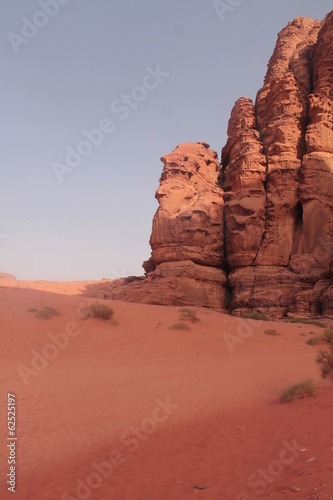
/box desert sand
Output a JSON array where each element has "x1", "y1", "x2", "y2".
[{"x1": 0, "y1": 278, "x2": 332, "y2": 500}]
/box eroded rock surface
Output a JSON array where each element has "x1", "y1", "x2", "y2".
[
  {"x1": 223, "y1": 12, "x2": 333, "y2": 317},
  {"x1": 99, "y1": 143, "x2": 227, "y2": 309},
  {"x1": 87, "y1": 12, "x2": 332, "y2": 318}
]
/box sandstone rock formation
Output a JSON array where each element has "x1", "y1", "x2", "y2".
[
  {"x1": 147, "y1": 142, "x2": 224, "y2": 270},
  {"x1": 223, "y1": 12, "x2": 333, "y2": 317},
  {"x1": 86, "y1": 11, "x2": 332, "y2": 318},
  {"x1": 100, "y1": 143, "x2": 227, "y2": 308}
]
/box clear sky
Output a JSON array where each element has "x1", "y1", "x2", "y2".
[{"x1": 1, "y1": 0, "x2": 331, "y2": 280}]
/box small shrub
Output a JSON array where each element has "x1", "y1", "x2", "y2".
[
  {"x1": 306, "y1": 329, "x2": 333, "y2": 346},
  {"x1": 178, "y1": 308, "x2": 200, "y2": 323},
  {"x1": 286, "y1": 318, "x2": 326, "y2": 328},
  {"x1": 241, "y1": 311, "x2": 268, "y2": 321},
  {"x1": 323, "y1": 328, "x2": 333, "y2": 346},
  {"x1": 169, "y1": 322, "x2": 190, "y2": 330},
  {"x1": 306, "y1": 336, "x2": 322, "y2": 346},
  {"x1": 81, "y1": 303, "x2": 114, "y2": 321},
  {"x1": 280, "y1": 379, "x2": 316, "y2": 403},
  {"x1": 28, "y1": 306, "x2": 60, "y2": 320},
  {"x1": 316, "y1": 346, "x2": 333, "y2": 380},
  {"x1": 264, "y1": 329, "x2": 280, "y2": 336}
]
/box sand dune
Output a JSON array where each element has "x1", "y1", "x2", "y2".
[{"x1": 0, "y1": 279, "x2": 332, "y2": 499}]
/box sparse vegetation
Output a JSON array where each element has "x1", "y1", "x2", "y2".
[
  {"x1": 178, "y1": 308, "x2": 200, "y2": 323},
  {"x1": 169, "y1": 322, "x2": 190, "y2": 330},
  {"x1": 286, "y1": 318, "x2": 326, "y2": 328},
  {"x1": 280, "y1": 379, "x2": 316, "y2": 403},
  {"x1": 27, "y1": 306, "x2": 60, "y2": 319},
  {"x1": 306, "y1": 336, "x2": 322, "y2": 346},
  {"x1": 323, "y1": 328, "x2": 333, "y2": 345},
  {"x1": 240, "y1": 311, "x2": 268, "y2": 321},
  {"x1": 316, "y1": 346, "x2": 333, "y2": 381},
  {"x1": 81, "y1": 303, "x2": 115, "y2": 321},
  {"x1": 264, "y1": 329, "x2": 280, "y2": 336},
  {"x1": 306, "y1": 329, "x2": 333, "y2": 347}
]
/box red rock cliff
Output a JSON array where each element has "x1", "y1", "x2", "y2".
[
  {"x1": 89, "y1": 11, "x2": 332, "y2": 318},
  {"x1": 222, "y1": 12, "x2": 333, "y2": 317}
]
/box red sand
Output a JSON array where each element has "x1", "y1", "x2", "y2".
[{"x1": 0, "y1": 279, "x2": 332, "y2": 499}]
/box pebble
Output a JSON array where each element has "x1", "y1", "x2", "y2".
[
  {"x1": 305, "y1": 457, "x2": 316, "y2": 463},
  {"x1": 290, "y1": 485, "x2": 301, "y2": 492}
]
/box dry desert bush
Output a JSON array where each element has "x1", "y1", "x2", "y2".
[
  {"x1": 286, "y1": 318, "x2": 326, "y2": 328},
  {"x1": 27, "y1": 306, "x2": 60, "y2": 320},
  {"x1": 81, "y1": 303, "x2": 116, "y2": 324},
  {"x1": 178, "y1": 308, "x2": 200, "y2": 323},
  {"x1": 280, "y1": 379, "x2": 316, "y2": 403},
  {"x1": 306, "y1": 328, "x2": 333, "y2": 346},
  {"x1": 316, "y1": 342, "x2": 333, "y2": 381},
  {"x1": 240, "y1": 311, "x2": 268, "y2": 321},
  {"x1": 169, "y1": 322, "x2": 190, "y2": 331},
  {"x1": 264, "y1": 329, "x2": 280, "y2": 336}
]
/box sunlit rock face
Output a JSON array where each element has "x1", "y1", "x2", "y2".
[
  {"x1": 141, "y1": 142, "x2": 227, "y2": 309},
  {"x1": 98, "y1": 12, "x2": 332, "y2": 318},
  {"x1": 222, "y1": 12, "x2": 333, "y2": 318}
]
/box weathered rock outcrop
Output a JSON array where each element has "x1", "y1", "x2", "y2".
[
  {"x1": 223, "y1": 12, "x2": 333, "y2": 317},
  {"x1": 106, "y1": 143, "x2": 227, "y2": 308},
  {"x1": 222, "y1": 97, "x2": 267, "y2": 269},
  {"x1": 87, "y1": 11, "x2": 332, "y2": 318},
  {"x1": 147, "y1": 142, "x2": 225, "y2": 270}
]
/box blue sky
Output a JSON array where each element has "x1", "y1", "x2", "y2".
[{"x1": 1, "y1": 0, "x2": 331, "y2": 280}]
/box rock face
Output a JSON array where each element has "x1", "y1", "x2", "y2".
[
  {"x1": 106, "y1": 143, "x2": 227, "y2": 308},
  {"x1": 141, "y1": 142, "x2": 227, "y2": 308},
  {"x1": 223, "y1": 12, "x2": 333, "y2": 317},
  {"x1": 147, "y1": 142, "x2": 224, "y2": 270},
  {"x1": 94, "y1": 11, "x2": 332, "y2": 318}
]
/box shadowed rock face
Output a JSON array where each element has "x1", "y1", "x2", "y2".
[{"x1": 91, "y1": 11, "x2": 332, "y2": 318}]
